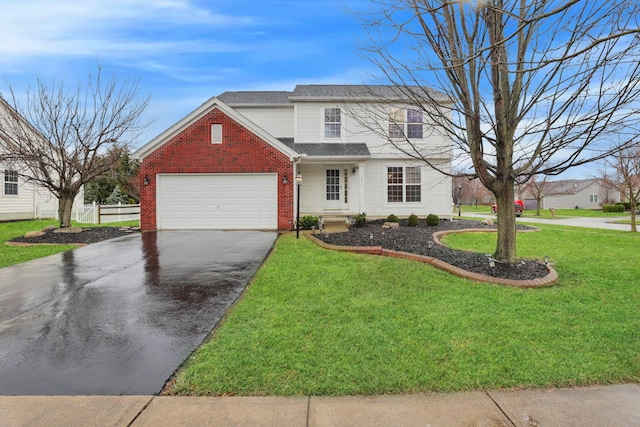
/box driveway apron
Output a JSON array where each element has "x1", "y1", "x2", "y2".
[{"x1": 0, "y1": 230, "x2": 277, "y2": 395}]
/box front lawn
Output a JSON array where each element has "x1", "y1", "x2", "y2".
[
  {"x1": 169, "y1": 226, "x2": 640, "y2": 396},
  {"x1": 0, "y1": 219, "x2": 139, "y2": 269},
  {"x1": 521, "y1": 208, "x2": 630, "y2": 219}
]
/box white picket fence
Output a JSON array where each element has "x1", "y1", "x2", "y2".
[{"x1": 35, "y1": 201, "x2": 140, "y2": 224}]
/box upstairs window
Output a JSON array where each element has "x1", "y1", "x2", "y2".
[
  {"x1": 4, "y1": 170, "x2": 18, "y2": 196},
  {"x1": 387, "y1": 166, "x2": 421, "y2": 203},
  {"x1": 388, "y1": 108, "x2": 423, "y2": 139},
  {"x1": 324, "y1": 108, "x2": 341, "y2": 138},
  {"x1": 211, "y1": 124, "x2": 222, "y2": 144}
]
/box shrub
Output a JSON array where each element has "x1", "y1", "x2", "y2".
[
  {"x1": 407, "y1": 213, "x2": 419, "y2": 226},
  {"x1": 299, "y1": 215, "x2": 319, "y2": 230},
  {"x1": 603, "y1": 205, "x2": 625, "y2": 213},
  {"x1": 386, "y1": 214, "x2": 399, "y2": 223},
  {"x1": 426, "y1": 214, "x2": 439, "y2": 226},
  {"x1": 615, "y1": 202, "x2": 631, "y2": 210},
  {"x1": 353, "y1": 212, "x2": 367, "y2": 227}
]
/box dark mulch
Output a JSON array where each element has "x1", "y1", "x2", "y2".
[
  {"x1": 10, "y1": 226, "x2": 140, "y2": 245},
  {"x1": 315, "y1": 219, "x2": 549, "y2": 281}
]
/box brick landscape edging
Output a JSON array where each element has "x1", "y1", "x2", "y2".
[{"x1": 307, "y1": 230, "x2": 558, "y2": 288}]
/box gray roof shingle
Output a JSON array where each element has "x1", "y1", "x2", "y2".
[
  {"x1": 217, "y1": 85, "x2": 449, "y2": 105},
  {"x1": 217, "y1": 91, "x2": 293, "y2": 105},
  {"x1": 278, "y1": 138, "x2": 370, "y2": 157}
]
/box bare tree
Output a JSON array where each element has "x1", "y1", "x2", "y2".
[
  {"x1": 358, "y1": 0, "x2": 640, "y2": 262},
  {"x1": 453, "y1": 174, "x2": 492, "y2": 206},
  {"x1": 600, "y1": 148, "x2": 640, "y2": 231},
  {"x1": 521, "y1": 175, "x2": 557, "y2": 216},
  {"x1": 596, "y1": 169, "x2": 618, "y2": 206},
  {"x1": 0, "y1": 69, "x2": 149, "y2": 227}
]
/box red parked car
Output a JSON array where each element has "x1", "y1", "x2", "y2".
[{"x1": 492, "y1": 200, "x2": 524, "y2": 217}]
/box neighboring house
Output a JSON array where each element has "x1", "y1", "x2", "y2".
[
  {"x1": 133, "y1": 85, "x2": 453, "y2": 231},
  {"x1": 522, "y1": 178, "x2": 620, "y2": 210},
  {"x1": 0, "y1": 97, "x2": 84, "y2": 221}
]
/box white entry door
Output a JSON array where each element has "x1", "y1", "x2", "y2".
[{"x1": 324, "y1": 168, "x2": 348, "y2": 211}]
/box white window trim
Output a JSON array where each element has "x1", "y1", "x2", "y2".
[
  {"x1": 589, "y1": 194, "x2": 598, "y2": 203},
  {"x1": 321, "y1": 107, "x2": 343, "y2": 141},
  {"x1": 211, "y1": 124, "x2": 223, "y2": 144},
  {"x1": 388, "y1": 108, "x2": 424, "y2": 140},
  {"x1": 383, "y1": 164, "x2": 424, "y2": 205},
  {"x1": 3, "y1": 170, "x2": 19, "y2": 196}
]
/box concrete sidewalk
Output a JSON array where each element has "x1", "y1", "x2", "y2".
[
  {"x1": 462, "y1": 212, "x2": 632, "y2": 231},
  {"x1": 1, "y1": 384, "x2": 638, "y2": 427}
]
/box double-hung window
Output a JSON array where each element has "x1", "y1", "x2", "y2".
[
  {"x1": 388, "y1": 108, "x2": 423, "y2": 139},
  {"x1": 4, "y1": 170, "x2": 18, "y2": 196},
  {"x1": 324, "y1": 108, "x2": 341, "y2": 139},
  {"x1": 387, "y1": 166, "x2": 421, "y2": 203},
  {"x1": 589, "y1": 194, "x2": 598, "y2": 203}
]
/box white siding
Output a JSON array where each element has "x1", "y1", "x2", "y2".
[
  {"x1": 361, "y1": 159, "x2": 452, "y2": 218},
  {"x1": 544, "y1": 183, "x2": 620, "y2": 209},
  {"x1": 298, "y1": 160, "x2": 452, "y2": 219},
  {"x1": 234, "y1": 106, "x2": 294, "y2": 138},
  {"x1": 0, "y1": 173, "x2": 35, "y2": 220},
  {"x1": 294, "y1": 102, "x2": 451, "y2": 159}
]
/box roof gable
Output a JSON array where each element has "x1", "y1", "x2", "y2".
[{"x1": 133, "y1": 97, "x2": 298, "y2": 160}]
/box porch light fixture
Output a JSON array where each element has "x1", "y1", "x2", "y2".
[
  {"x1": 296, "y1": 173, "x2": 303, "y2": 239},
  {"x1": 282, "y1": 174, "x2": 288, "y2": 184},
  {"x1": 144, "y1": 175, "x2": 150, "y2": 186}
]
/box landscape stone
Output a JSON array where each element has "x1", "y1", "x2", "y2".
[
  {"x1": 481, "y1": 219, "x2": 494, "y2": 226},
  {"x1": 24, "y1": 231, "x2": 46, "y2": 238},
  {"x1": 381, "y1": 222, "x2": 400, "y2": 229},
  {"x1": 41, "y1": 225, "x2": 57, "y2": 232},
  {"x1": 53, "y1": 227, "x2": 83, "y2": 234}
]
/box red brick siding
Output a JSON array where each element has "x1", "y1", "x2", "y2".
[{"x1": 139, "y1": 107, "x2": 294, "y2": 230}]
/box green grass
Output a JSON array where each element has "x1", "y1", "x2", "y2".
[
  {"x1": 0, "y1": 219, "x2": 139, "y2": 268},
  {"x1": 521, "y1": 208, "x2": 629, "y2": 219},
  {"x1": 170, "y1": 227, "x2": 640, "y2": 396}
]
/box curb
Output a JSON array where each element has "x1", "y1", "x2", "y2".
[{"x1": 307, "y1": 231, "x2": 558, "y2": 288}]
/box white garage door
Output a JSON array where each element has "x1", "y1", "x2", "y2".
[{"x1": 157, "y1": 173, "x2": 278, "y2": 230}]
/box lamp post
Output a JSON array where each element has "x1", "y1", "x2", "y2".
[
  {"x1": 296, "y1": 173, "x2": 303, "y2": 239},
  {"x1": 457, "y1": 184, "x2": 462, "y2": 217}
]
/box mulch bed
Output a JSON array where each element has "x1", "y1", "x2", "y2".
[
  {"x1": 315, "y1": 219, "x2": 549, "y2": 281},
  {"x1": 10, "y1": 227, "x2": 140, "y2": 246}
]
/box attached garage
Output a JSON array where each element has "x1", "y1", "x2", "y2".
[{"x1": 157, "y1": 173, "x2": 278, "y2": 230}]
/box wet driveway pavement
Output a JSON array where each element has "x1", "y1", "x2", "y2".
[{"x1": 0, "y1": 231, "x2": 277, "y2": 395}]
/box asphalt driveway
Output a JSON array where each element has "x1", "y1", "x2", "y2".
[{"x1": 0, "y1": 230, "x2": 277, "y2": 395}]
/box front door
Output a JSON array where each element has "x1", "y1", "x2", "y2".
[{"x1": 324, "y1": 168, "x2": 343, "y2": 211}]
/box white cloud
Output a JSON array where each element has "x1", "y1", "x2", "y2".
[{"x1": 0, "y1": 0, "x2": 255, "y2": 61}]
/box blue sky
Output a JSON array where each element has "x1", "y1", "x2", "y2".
[
  {"x1": 0, "y1": 0, "x2": 600, "y2": 179},
  {"x1": 0, "y1": 0, "x2": 375, "y2": 143}
]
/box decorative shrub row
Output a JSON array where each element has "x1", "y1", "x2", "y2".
[
  {"x1": 299, "y1": 215, "x2": 319, "y2": 230},
  {"x1": 615, "y1": 202, "x2": 631, "y2": 210},
  {"x1": 383, "y1": 213, "x2": 441, "y2": 226},
  {"x1": 603, "y1": 204, "x2": 625, "y2": 212}
]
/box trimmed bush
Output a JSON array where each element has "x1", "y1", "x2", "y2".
[
  {"x1": 615, "y1": 202, "x2": 631, "y2": 210},
  {"x1": 299, "y1": 215, "x2": 319, "y2": 230},
  {"x1": 426, "y1": 213, "x2": 439, "y2": 226},
  {"x1": 407, "y1": 213, "x2": 419, "y2": 226},
  {"x1": 353, "y1": 212, "x2": 367, "y2": 227},
  {"x1": 386, "y1": 214, "x2": 399, "y2": 223},
  {"x1": 603, "y1": 205, "x2": 625, "y2": 213}
]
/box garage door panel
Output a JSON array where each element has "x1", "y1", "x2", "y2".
[{"x1": 157, "y1": 174, "x2": 278, "y2": 230}]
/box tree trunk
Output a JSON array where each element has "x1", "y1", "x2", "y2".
[
  {"x1": 494, "y1": 186, "x2": 518, "y2": 263},
  {"x1": 631, "y1": 200, "x2": 637, "y2": 233},
  {"x1": 58, "y1": 194, "x2": 76, "y2": 228},
  {"x1": 536, "y1": 198, "x2": 542, "y2": 216}
]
